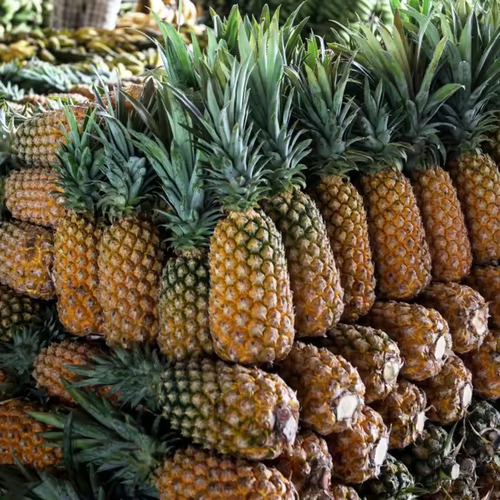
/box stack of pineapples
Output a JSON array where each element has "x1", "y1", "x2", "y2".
[{"x1": 1, "y1": 1, "x2": 500, "y2": 499}]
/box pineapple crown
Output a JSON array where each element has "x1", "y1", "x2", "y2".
[{"x1": 0, "y1": 81, "x2": 25, "y2": 102}]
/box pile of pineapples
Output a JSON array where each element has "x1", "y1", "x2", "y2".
[{"x1": 2, "y1": 1, "x2": 500, "y2": 499}]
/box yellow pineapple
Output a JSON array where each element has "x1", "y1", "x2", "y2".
[
  {"x1": 371, "y1": 380, "x2": 427, "y2": 449},
  {"x1": 329, "y1": 484, "x2": 360, "y2": 499},
  {"x1": 276, "y1": 341, "x2": 365, "y2": 435}
]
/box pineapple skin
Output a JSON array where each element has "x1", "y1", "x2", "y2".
[
  {"x1": 329, "y1": 484, "x2": 360, "y2": 499},
  {"x1": 5, "y1": 168, "x2": 66, "y2": 228},
  {"x1": 326, "y1": 406, "x2": 389, "y2": 484},
  {"x1": 448, "y1": 153, "x2": 500, "y2": 264},
  {"x1": 311, "y1": 176, "x2": 375, "y2": 322},
  {"x1": 363, "y1": 301, "x2": 452, "y2": 381},
  {"x1": 98, "y1": 214, "x2": 163, "y2": 348},
  {"x1": 410, "y1": 167, "x2": 472, "y2": 282},
  {"x1": 0, "y1": 400, "x2": 62, "y2": 469},
  {"x1": 157, "y1": 251, "x2": 213, "y2": 361},
  {"x1": 371, "y1": 380, "x2": 427, "y2": 450},
  {"x1": 417, "y1": 353, "x2": 473, "y2": 425},
  {"x1": 11, "y1": 106, "x2": 88, "y2": 168},
  {"x1": 276, "y1": 342, "x2": 365, "y2": 435},
  {"x1": 464, "y1": 265, "x2": 500, "y2": 329},
  {"x1": 415, "y1": 282, "x2": 489, "y2": 354},
  {"x1": 0, "y1": 284, "x2": 42, "y2": 340},
  {"x1": 317, "y1": 324, "x2": 402, "y2": 404},
  {"x1": 209, "y1": 208, "x2": 295, "y2": 365},
  {"x1": 261, "y1": 187, "x2": 344, "y2": 336},
  {"x1": 359, "y1": 169, "x2": 432, "y2": 300},
  {"x1": 462, "y1": 329, "x2": 500, "y2": 399},
  {"x1": 477, "y1": 459, "x2": 500, "y2": 499},
  {"x1": 154, "y1": 446, "x2": 298, "y2": 499},
  {"x1": 54, "y1": 212, "x2": 103, "y2": 335},
  {"x1": 18, "y1": 93, "x2": 90, "y2": 108},
  {"x1": 0, "y1": 221, "x2": 55, "y2": 299}
]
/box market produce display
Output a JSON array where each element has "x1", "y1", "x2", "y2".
[{"x1": 2, "y1": 1, "x2": 500, "y2": 499}]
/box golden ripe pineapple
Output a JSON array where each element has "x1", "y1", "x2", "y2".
[
  {"x1": 462, "y1": 330, "x2": 500, "y2": 400},
  {"x1": 0, "y1": 400, "x2": 62, "y2": 469},
  {"x1": 17, "y1": 92, "x2": 90, "y2": 108},
  {"x1": 0, "y1": 221, "x2": 55, "y2": 299},
  {"x1": 464, "y1": 265, "x2": 500, "y2": 329},
  {"x1": 363, "y1": 301, "x2": 452, "y2": 381},
  {"x1": 11, "y1": 106, "x2": 88, "y2": 167},
  {"x1": 415, "y1": 282, "x2": 489, "y2": 354},
  {"x1": 326, "y1": 406, "x2": 389, "y2": 484},
  {"x1": 5, "y1": 167, "x2": 65, "y2": 228},
  {"x1": 417, "y1": 354, "x2": 473, "y2": 425},
  {"x1": 329, "y1": 484, "x2": 360, "y2": 499},
  {"x1": 371, "y1": 380, "x2": 427, "y2": 449},
  {"x1": 276, "y1": 341, "x2": 365, "y2": 435},
  {"x1": 317, "y1": 324, "x2": 402, "y2": 403}
]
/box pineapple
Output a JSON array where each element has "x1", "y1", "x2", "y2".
[
  {"x1": 0, "y1": 221, "x2": 55, "y2": 299},
  {"x1": 329, "y1": 484, "x2": 360, "y2": 499},
  {"x1": 415, "y1": 282, "x2": 489, "y2": 354},
  {"x1": 269, "y1": 430, "x2": 333, "y2": 498},
  {"x1": 68, "y1": 347, "x2": 300, "y2": 460},
  {"x1": 0, "y1": 284, "x2": 42, "y2": 340},
  {"x1": 417, "y1": 353, "x2": 473, "y2": 425},
  {"x1": 10, "y1": 106, "x2": 88, "y2": 167},
  {"x1": 276, "y1": 341, "x2": 365, "y2": 435},
  {"x1": 464, "y1": 265, "x2": 500, "y2": 329},
  {"x1": 325, "y1": 406, "x2": 389, "y2": 484},
  {"x1": 17, "y1": 92, "x2": 90, "y2": 108},
  {"x1": 362, "y1": 301, "x2": 452, "y2": 381},
  {"x1": 371, "y1": 380, "x2": 427, "y2": 450},
  {"x1": 4, "y1": 167, "x2": 65, "y2": 227},
  {"x1": 477, "y1": 459, "x2": 500, "y2": 499},
  {"x1": 0, "y1": 399, "x2": 62, "y2": 469},
  {"x1": 288, "y1": 45, "x2": 374, "y2": 323},
  {"x1": 462, "y1": 330, "x2": 500, "y2": 400},
  {"x1": 316, "y1": 324, "x2": 403, "y2": 404},
  {"x1": 52, "y1": 107, "x2": 104, "y2": 336}
]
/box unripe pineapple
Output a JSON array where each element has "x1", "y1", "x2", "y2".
[
  {"x1": 0, "y1": 400, "x2": 62, "y2": 469},
  {"x1": 363, "y1": 301, "x2": 452, "y2": 381},
  {"x1": 0, "y1": 221, "x2": 55, "y2": 299},
  {"x1": 269, "y1": 430, "x2": 332, "y2": 498},
  {"x1": 5, "y1": 168, "x2": 65, "y2": 228},
  {"x1": 326, "y1": 406, "x2": 389, "y2": 484},
  {"x1": 462, "y1": 330, "x2": 500, "y2": 400},
  {"x1": 464, "y1": 265, "x2": 500, "y2": 329},
  {"x1": 417, "y1": 353, "x2": 473, "y2": 425},
  {"x1": 371, "y1": 380, "x2": 427, "y2": 450},
  {"x1": 415, "y1": 282, "x2": 489, "y2": 354},
  {"x1": 317, "y1": 324, "x2": 402, "y2": 403},
  {"x1": 276, "y1": 342, "x2": 365, "y2": 435}
]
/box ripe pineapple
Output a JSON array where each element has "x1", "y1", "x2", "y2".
[
  {"x1": 276, "y1": 341, "x2": 365, "y2": 435},
  {"x1": 0, "y1": 399, "x2": 62, "y2": 469},
  {"x1": 464, "y1": 265, "x2": 500, "y2": 329},
  {"x1": 371, "y1": 380, "x2": 427, "y2": 450},
  {"x1": 477, "y1": 459, "x2": 500, "y2": 499},
  {"x1": 325, "y1": 406, "x2": 389, "y2": 484},
  {"x1": 462, "y1": 330, "x2": 500, "y2": 400},
  {"x1": 415, "y1": 282, "x2": 489, "y2": 354},
  {"x1": 316, "y1": 324, "x2": 403, "y2": 403},
  {"x1": 17, "y1": 92, "x2": 90, "y2": 108},
  {"x1": 363, "y1": 301, "x2": 452, "y2": 381},
  {"x1": 52, "y1": 107, "x2": 104, "y2": 336},
  {"x1": 269, "y1": 430, "x2": 333, "y2": 498},
  {"x1": 68, "y1": 347, "x2": 300, "y2": 460},
  {"x1": 417, "y1": 353, "x2": 473, "y2": 425},
  {"x1": 0, "y1": 284, "x2": 42, "y2": 340},
  {"x1": 0, "y1": 221, "x2": 55, "y2": 299},
  {"x1": 10, "y1": 106, "x2": 88, "y2": 167},
  {"x1": 5, "y1": 167, "x2": 65, "y2": 227},
  {"x1": 329, "y1": 484, "x2": 360, "y2": 499}
]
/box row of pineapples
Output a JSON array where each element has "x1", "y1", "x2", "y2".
[{"x1": 1, "y1": 1, "x2": 500, "y2": 498}]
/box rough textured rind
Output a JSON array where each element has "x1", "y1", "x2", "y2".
[
  {"x1": 155, "y1": 446, "x2": 298, "y2": 500},
  {"x1": 359, "y1": 169, "x2": 432, "y2": 300},
  {"x1": 276, "y1": 342, "x2": 364, "y2": 435},
  {"x1": 448, "y1": 153, "x2": 500, "y2": 264},
  {"x1": 209, "y1": 208, "x2": 295, "y2": 365},
  {"x1": 261, "y1": 188, "x2": 344, "y2": 336},
  {"x1": 410, "y1": 167, "x2": 472, "y2": 282},
  {"x1": 311, "y1": 176, "x2": 375, "y2": 322},
  {"x1": 98, "y1": 215, "x2": 163, "y2": 348}
]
